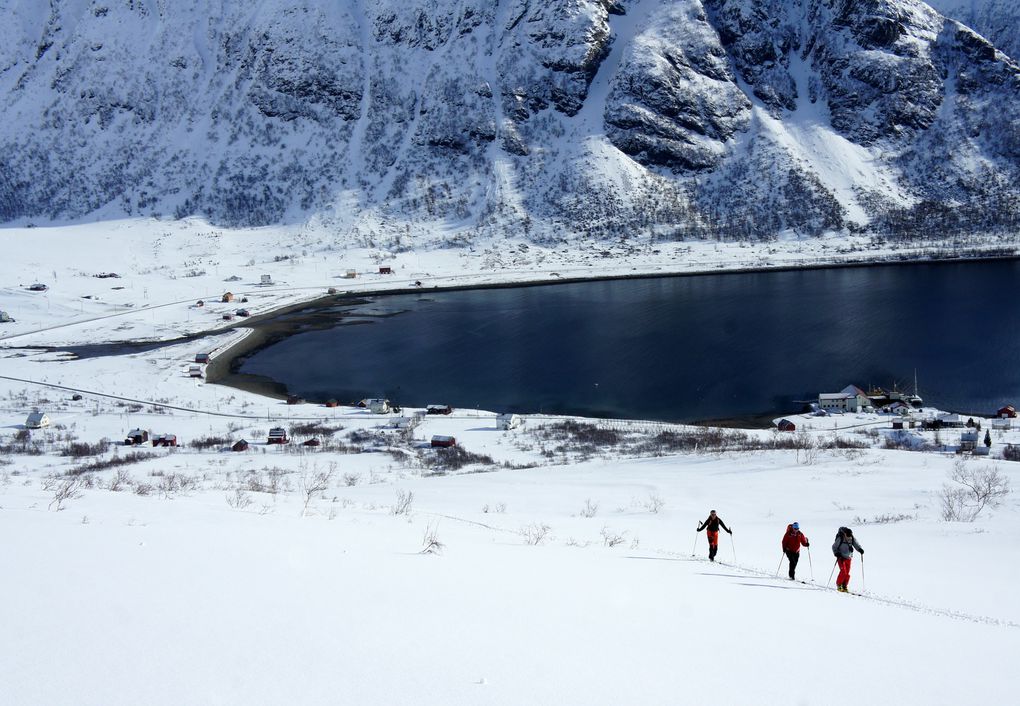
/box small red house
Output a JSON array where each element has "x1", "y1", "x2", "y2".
[
  {"x1": 286, "y1": 395, "x2": 304, "y2": 405},
  {"x1": 431, "y1": 435, "x2": 457, "y2": 448},
  {"x1": 379, "y1": 266, "x2": 393, "y2": 275},
  {"x1": 426, "y1": 404, "x2": 453, "y2": 415},
  {"x1": 325, "y1": 399, "x2": 339, "y2": 408},
  {"x1": 125, "y1": 429, "x2": 149, "y2": 445},
  {"x1": 152, "y1": 434, "x2": 178, "y2": 447},
  {"x1": 267, "y1": 427, "x2": 288, "y2": 444},
  {"x1": 231, "y1": 439, "x2": 249, "y2": 452},
  {"x1": 776, "y1": 419, "x2": 796, "y2": 432},
  {"x1": 998, "y1": 405, "x2": 1017, "y2": 419}
]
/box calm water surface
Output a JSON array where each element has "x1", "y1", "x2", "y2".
[{"x1": 237, "y1": 261, "x2": 1020, "y2": 421}]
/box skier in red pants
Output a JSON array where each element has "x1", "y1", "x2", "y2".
[
  {"x1": 697, "y1": 510, "x2": 732, "y2": 561},
  {"x1": 832, "y1": 526, "x2": 863, "y2": 592}
]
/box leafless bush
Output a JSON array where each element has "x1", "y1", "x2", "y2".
[
  {"x1": 940, "y1": 461, "x2": 1011, "y2": 522},
  {"x1": 301, "y1": 466, "x2": 336, "y2": 516},
  {"x1": 521, "y1": 523, "x2": 551, "y2": 545},
  {"x1": 391, "y1": 489, "x2": 415, "y2": 516},
  {"x1": 134, "y1": 482, "x2": 153, "y2": 496},
  {"x1": 107, "y1": 468, "x2": 134, "y2": 492},
  {"x1": 644, "y1": 493, "x2": 665, "y2": 514},
  {"x1": 226, "y1": 488, "x2": 253, "y2": 510},
  {"x1": 60, "y1": 439, "x2": 111, "y2": 458},
  {"x1": 0, "y1": 429, "x2": 43, "y2": 455},
  {"x1": 795, "y1": 436, "x2": 819, "y2": 465},
  {"x1": 600, "y1": 526, "x2": 627, "y2": 548},
  {"x1": 189, "y1": 435, "x2": 230, "y2": 450},
  {"x1": 423, "y1": 445, "x2": 496, "y2": 473},
  {"x1": 821, "y1": 436, "x2": 870, "y2": 450},
  {"x1": 246, "y1": 466, "x2": 287, "y2": 495},
  {"x1": 157, "y1": 472, "x2": 198, "y2": 499},
  {"x1": 482, "y1": 502, "x2": 507, "y2": 514},
  {"x1": 68, "y1": 452, "x2": 149, "y2": 476},
  {"x1": 49, "y1": 476, "x2": 86, "y2": 511},
  {"x1": 421, "y1": 523, "x2": 444, "y2": 555},
  {"x1": 853, "y1": 512, "x2": 916, "y2": 525},
  {"x1": 1003, "y1": 445, "x2": 1020, "y2": 462},
  {"x1": 342, "y1": 472, "x2": 361, "y2": 487},
  {"x1": 579, "y1": 498, "x2": 599, "y2": 518},
  {"x1": 290, "y1": 422, "x2": 343, "y2": 437}
]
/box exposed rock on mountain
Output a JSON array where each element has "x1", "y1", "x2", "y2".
[{"x1": 1, "y1": 0, "x2": 1018, "y2": 242}]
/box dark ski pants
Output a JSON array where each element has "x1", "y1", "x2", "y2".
[{"x1": 785, "y1": 550, "x2": 800, "y2": 579}]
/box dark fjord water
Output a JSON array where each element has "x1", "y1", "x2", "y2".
[{"x1": 235, "y1": 261, "x2": 1020, "y2": 422}]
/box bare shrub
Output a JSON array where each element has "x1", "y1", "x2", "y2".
[
  {"x1": 853, "y1": 512, "x2": 916, "y2": 525},
  {"x1": 189, "y1": 435, "x2": 230, "y2": 450},
  {"x1": 290, "y1": 422, "x2": 343, "y2": 437},
  {"x1": 60, "y1": 439, "x2": 111, "y2": 458},
  {"x1": 157, "y1": 472, "x2": 198, "y2": 499},
  {"x1": 1003, "y1": 445, "x2": 1020, "y2": 462},
  {"x1": 226, "y1": 488, "x2": 253, "y2": 510},
  {"x1": 391, "y1": 489, "x2": 414, "y2": 516},
  {"x1": 939, "y1": 461, "x2": 1011, "y2": 521},
  {"x1": 795, "y1": 436, "x2": 819, "y2": 465},
  {"x1": 423, "y1": 445, "x2": 495, "y2": 473},
  {"x1": 247, "y1": 466, "x2": 287, "y2": 495},
  {"x1": 301, "y1": 466, "x2": 336, "y2": 516},
  {"x1": 820, "y1": 437, "x2": 870, "y2": 450},
  {"x1": 482, "y1": 502, "x2": 507, "y2": 514},
  {"x1": 521, "y1": 523, "x2": 551, "y2": 545},
  {"x1": 69, "y1": 452, "x2": 149, "y2": 476},
  {"x1": 49, "y1": 476, "x2": 86, "y2": 511},
  {"x1": 644, "y1": 493, "x2": 665, "y2": 514},
  {"x1": 578, "y1": 498, "x2": 599, "y2": 518},
  {"x1": 600, "y1": 526, "x2": 627, "y2": 548},
  {"x1": 421, "y1": 523, "x2": 444, "y2": 555},
  {"x1": 134, "y1": 482, "x2": 153, "y2": 496},
  {"x1": 107, "y1": 468, "x2": 133, "y2": 492},
  {"x1": 342, "y1": 472, "x2": 361, "y2": 487}
]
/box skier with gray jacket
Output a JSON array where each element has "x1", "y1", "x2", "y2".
[{"x1": 832, "y1": 526, "x2": 863, "y2": 592}]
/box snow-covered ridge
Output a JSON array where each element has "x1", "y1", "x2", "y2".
[{"x1": 1, "y1": 0, "x2": 1019, "y2": 242}]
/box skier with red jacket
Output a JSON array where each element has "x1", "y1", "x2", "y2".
[
  {"x1": 697, "y1": 510, "x2": 732, "y2": 561},
  {"x1": 781, "y1": 522, "x2": 809, "y2": 580}
]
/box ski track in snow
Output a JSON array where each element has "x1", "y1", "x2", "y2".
[
  {"x1": 422, "y1": 505, "x2": 1019, "y2": 630},
  {"x1": 653, "y1": 550, "x2": 1020, "y2": 629}
]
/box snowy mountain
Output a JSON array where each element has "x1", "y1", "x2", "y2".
[
  {"x1": 1, "y1": 0, "x2": 1019, "y2": 243},
  {"x1": 926, "y1": 1, "x2": 1020, "y2": 61}
]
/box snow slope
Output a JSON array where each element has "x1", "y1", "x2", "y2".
[{"x1": 2, "y1": 424, "x2": 1018, "y2": 705}]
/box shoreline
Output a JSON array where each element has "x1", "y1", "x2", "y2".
[{"x1": 203, "y1": 252, "x2": 1020, "y2": 424}]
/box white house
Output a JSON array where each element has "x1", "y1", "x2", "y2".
[
  {"x1": 818, "y1": 385, "x2": 870, "y2": 413},
  {"x1": 25, "y1": 412, "x2": 50, "y2": 429},
  {"x1": 497, "y1": 413, "x2": 523, "y2": 430}
]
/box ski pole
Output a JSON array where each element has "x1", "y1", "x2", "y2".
[
  {"x1": 827, "y1": 559, "x2": 837, "y2": 587},
  {"x1": 775, "y1": 553, "x2": 785, "y2": 577},
  {"x1": 860, "y1": 554, "x2": 865, "y2": 591},
  {"x1": 691, "y1": 525, "x2": 700, "y2": 556},
  {"x1": 729, "y1": 531, "x2": 737, "y2": 562},
  {"x1": 807, "y1": 546, "x2": 814, "y2": 582}
]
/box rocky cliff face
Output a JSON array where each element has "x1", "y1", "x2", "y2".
[{"x1": 1, "y1": 0, "x2": 1018, "y2": 242}]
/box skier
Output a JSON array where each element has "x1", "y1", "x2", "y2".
[
  {"x1": 697, "y1": 510, "x2": 732, "y2": 561},
  {"x1": 781, "y1": 522, "x2": 810, "y2": 580},
  {"x1": 832, "y1": 526, "x2": 863, "y2": 592}
]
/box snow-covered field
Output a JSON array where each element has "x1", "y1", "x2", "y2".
[{"x1": 2, "y1": 218, "x2": 1019, "y2": 704}]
